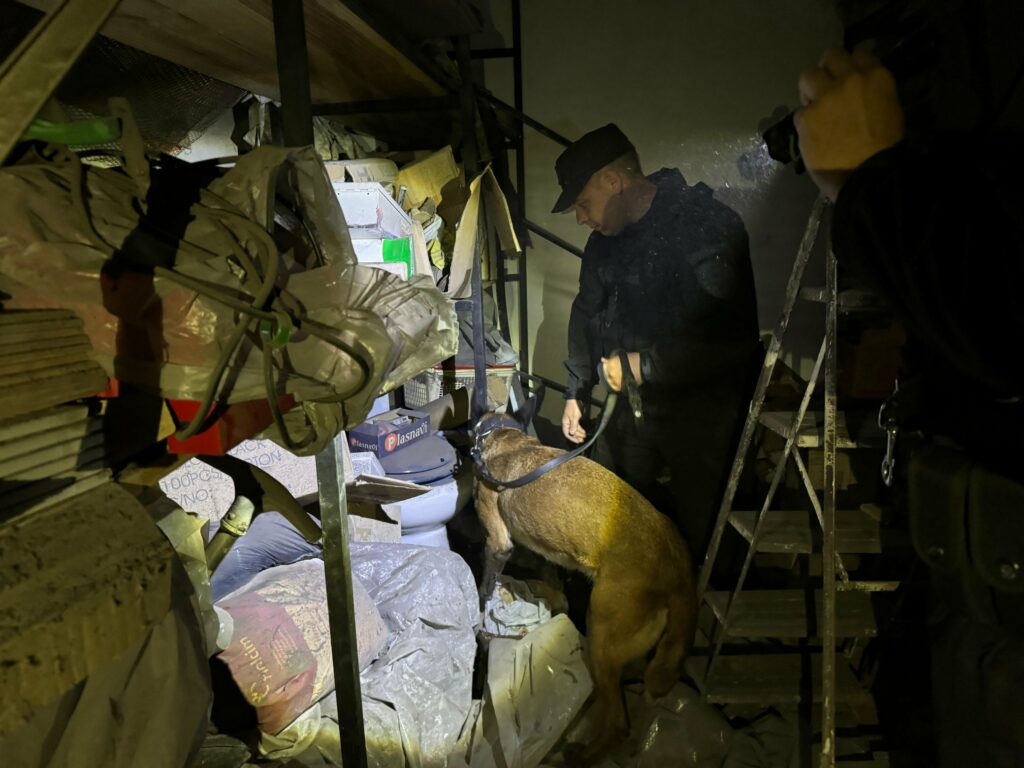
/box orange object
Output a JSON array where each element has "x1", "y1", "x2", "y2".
[{"x1": 166, "y1": 396, "x2": 295, "y2": 455}]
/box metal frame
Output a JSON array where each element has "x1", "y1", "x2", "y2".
[
  {"x1": 313, "y1": 435, "x2": 368, "y2": 768},
  {"x1": 273, "y1": 0, "x2": 314, "y2": 147},
  {"x1": 821, "y1": 244, "x2": 839, "y2": 768},
  {"x1": 0, "y1": 0, "x2": 123, "y2": 165},
  {"x1": 306, "y1": 0, "x2": 582, "y2": 381},
  {"x1": 511, "y1": 0, "x2": 528, "y2": 375},
  {"x1": 696, "y1": 202, "x2": 899, "y2": 768},
  {"x1": 312, "y1": 95, "x2": 459, "y2": 115},
  {"x1": 269, "y1": 3, "x2": 368, "y2": 765},
  {"x1": 698, "y1": 197, "x2": 825, "y2": 597}
]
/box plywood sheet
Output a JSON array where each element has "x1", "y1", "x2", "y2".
[{"x1": 18, "y1": 0, "x2": 445, "y2": 102}]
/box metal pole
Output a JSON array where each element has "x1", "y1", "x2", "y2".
[
  {"x1": 454, "y1": 36, "x2": 480, "y2": 173},
  {"x1": 707, "y1": 335, "x2": 827, "y2": 677},
  {"x1": 512, "y1": 0, "x2": 530, "y2": 376},
  {"x1": 272, "y1": 0, "x2": 314, "y2": 147},
  {"x1": 315, "y1": 433, "x2": 368, "y2": 768},
  {"x1": 475, "y1": 88, "x2": 571, "y2": 147},
  {"x1": 820, "y1": 246, "x2": 839, "y2": 768},
  {"x1": 471, "y1": 205, "x2": 489, "y2": 419},
  {"x1": 526, "y1": 219, "x2": 584, "y2": 259},
  {"x1": 312, "y1": 95, "x2": 459, "y2": 116},
  {"x1": 0, "y1": 0, "x2": 123, "y2": 165}
]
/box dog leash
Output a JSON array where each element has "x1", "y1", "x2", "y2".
[
  {"x1": 471, "y1": 348, "x2": 649, "y2": 488},
  {"x1": 471, "y1": 390, "x2": 619, "y2": 488}
]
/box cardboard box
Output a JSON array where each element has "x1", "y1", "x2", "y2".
[
  {"x1": 348, "y1": 500, "x2": 402, "y2": 544},
  {"x1": 347, "y1": 408, "x2": 431, "y2": 457}
]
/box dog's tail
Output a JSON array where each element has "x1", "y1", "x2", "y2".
[{"x1": 643, "y1": 586, "x2": 697, "y2": 699}]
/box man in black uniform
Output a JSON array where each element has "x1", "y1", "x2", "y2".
[
  {"x1": 796, "y1": 43, "x2": 1024, "y2": 768},
  {"x1": 553, "y1": 124, "x2": 761, "y2": 562}
]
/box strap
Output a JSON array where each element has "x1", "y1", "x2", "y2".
[
  {"x1": 474, "y1": 391, "x2": 618, "y2": 488},
  {"x1": 620, "y1": 349, "x2": 643, "y2": 425}
]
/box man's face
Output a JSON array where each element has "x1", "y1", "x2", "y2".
[{"x1": 573, "y1": 170, "x2": 626, "y2": 236}]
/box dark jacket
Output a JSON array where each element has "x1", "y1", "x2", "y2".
[
  {"x1": 832, "y1": 137, "x2": 1024, "y2": 477},
  {"x1": 564, "y1": 168, "x2": 760, "y2": 404}
]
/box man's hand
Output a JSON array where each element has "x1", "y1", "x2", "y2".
[
  {"x1": 795, "y1": 49, "x2": 906, "y2": 201},
  {"x1": 600, "y1": 352, "x2": 642, "y2": 393},
  {"x1": 562, "y1": 399, "x2": 587, "y2": 444}
]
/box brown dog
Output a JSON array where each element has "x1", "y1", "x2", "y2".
[{"x1": 473, "y1": 414, "x2": 697, "y2": 763}]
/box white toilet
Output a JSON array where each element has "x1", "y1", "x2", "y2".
[{"x1": 378, "y1": 432, "x2": 472, "y2": 549}]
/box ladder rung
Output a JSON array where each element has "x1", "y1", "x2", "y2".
[
  {"x1": 705, "y1": 589, "x2": 877, "y2": 638},
  {"x1": 813, "y1": 734, "x2": 885, "y2": 762},
  {"x1": 837, "y1": 580, "x2": 900, "y2": 593},
  {"x1": 818, "y1": 756, "x2": 890, "y2": 768},
  {"x1": 686, "y1": 653, "x2": 871, "y2": 706},
  {"x1": 800, "y1": 285, "x2": 889, "y2": 313},
  {"x1": 759, "y1": 410, "x2": 869, "y2": 449},
  {"x1": 729, "y1": 510, "x2": 881, "y2": 554}
]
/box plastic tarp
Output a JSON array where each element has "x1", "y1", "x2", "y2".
[
  {"x1": 547, "y1": 682, "x2": 795, "y2": 768},
  {"x1": 466, "y1": 615, "x2": 593, "y2": 768},
  {"x1": 260, "y1": 542, "x2": 481, "y2": 768},
  {"x1": 481, "y1": 577, "x2": 553, "y2": 639},
  {"x1": 0, "y1": 145, "x2": 457, "y2": 424}
]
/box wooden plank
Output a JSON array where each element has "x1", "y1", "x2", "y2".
[
  {"x1": 705, "y1": 590, "x2": 876, "y2": 638},
  {"x1": 0, "y1": 324, "x2": 87, "y2": 346},
  {"x1": 0, "y1": 310, "x2": 79, "y2": 326},
  {"x1": 686, "y1": 654, "x2": 871, "y2": 706},
  {"x1": 817, "y1": 756, "x2": 889, "y2": 768},
  {"x1": 0, "y1": 415, "x2": 101, "y2": 465},
  {"x1": 729, "y1": 510, "x2": 881, "y2": 554},
  {"x1": 0, "y1": 360, "x2": 106, "y2": 389},
  {"x1": 0, "y1": 336, "x2": 90, "y2": 355},
  {"x1": 20, "y1": 0, "x2": 445, "y2": 103},
  {"x1": 759, "y1": 411, "x2": 861, "y2": 449},
  {"x1": 800, "y1": 286, "x2": 889, "y2": 313},
  {"x1": 0, "y1": 440, "x2": 106, "y2": 483},
  {"x1": 0, "y1": 367, "x2": 108, "y2": 419},
  {"x1": 0, "y1": 405, "x2": 91, "y2": 442},
  {"x1": 0, "y1": 342, "x2": 94, "y2": 375},
  {"x1": 3, "y1": 468, "x2": 111, "y2": 516}
]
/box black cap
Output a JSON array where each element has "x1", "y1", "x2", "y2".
[{"x1": 551, "y1": 123, "x2": 635, "y2": 214}]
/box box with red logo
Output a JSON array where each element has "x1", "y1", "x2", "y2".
[{"x1": 347, "y1": 408, "x2": 430, "y2": 457}]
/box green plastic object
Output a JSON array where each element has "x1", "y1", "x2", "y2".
[
  {"x1": 22, "y1": 117, "x2": 121, "y2": 146},
  {"x1": 259, "y1": 311, "x2": 294, "y2": 348},
  {"x1": 381, "y1": 237, "x2": 413, "y2": 277}
]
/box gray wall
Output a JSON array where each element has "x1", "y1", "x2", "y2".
[{"x1": 484, "y1": 0, "x2": 842, "y2": 417}]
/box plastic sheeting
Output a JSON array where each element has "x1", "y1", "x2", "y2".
[
  {"x1": 0, "y1": 145, "x2": 457, "y2": 424},
  {"x1": 550, "y1": 682, "x2": 795, "y2": 768},
  {"x1": 481, "y1": 577, "x2": 554, "y2": 638},
  {"x1": 466, "y1": 615, "x2": 593, "y2": 768},
  {"x1": 262, "y1": 542, "x2": 481, "y2": 768}
]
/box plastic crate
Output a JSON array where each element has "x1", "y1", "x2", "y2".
[{"x1": 404, "y1": 366, "x2": 516, "y2": 410}]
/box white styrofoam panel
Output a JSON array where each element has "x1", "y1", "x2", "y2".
[{"x1": 332, "y1": 182, "x2": 412, "y2": 240}]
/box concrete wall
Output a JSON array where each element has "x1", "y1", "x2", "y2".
[{"x1": 483, "y1": 0, "x2": 842, "y2": 418}]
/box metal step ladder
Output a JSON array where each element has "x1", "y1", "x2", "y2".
[{"x1": 690, "y1": 198, "x2": 898, "y2": 768}]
